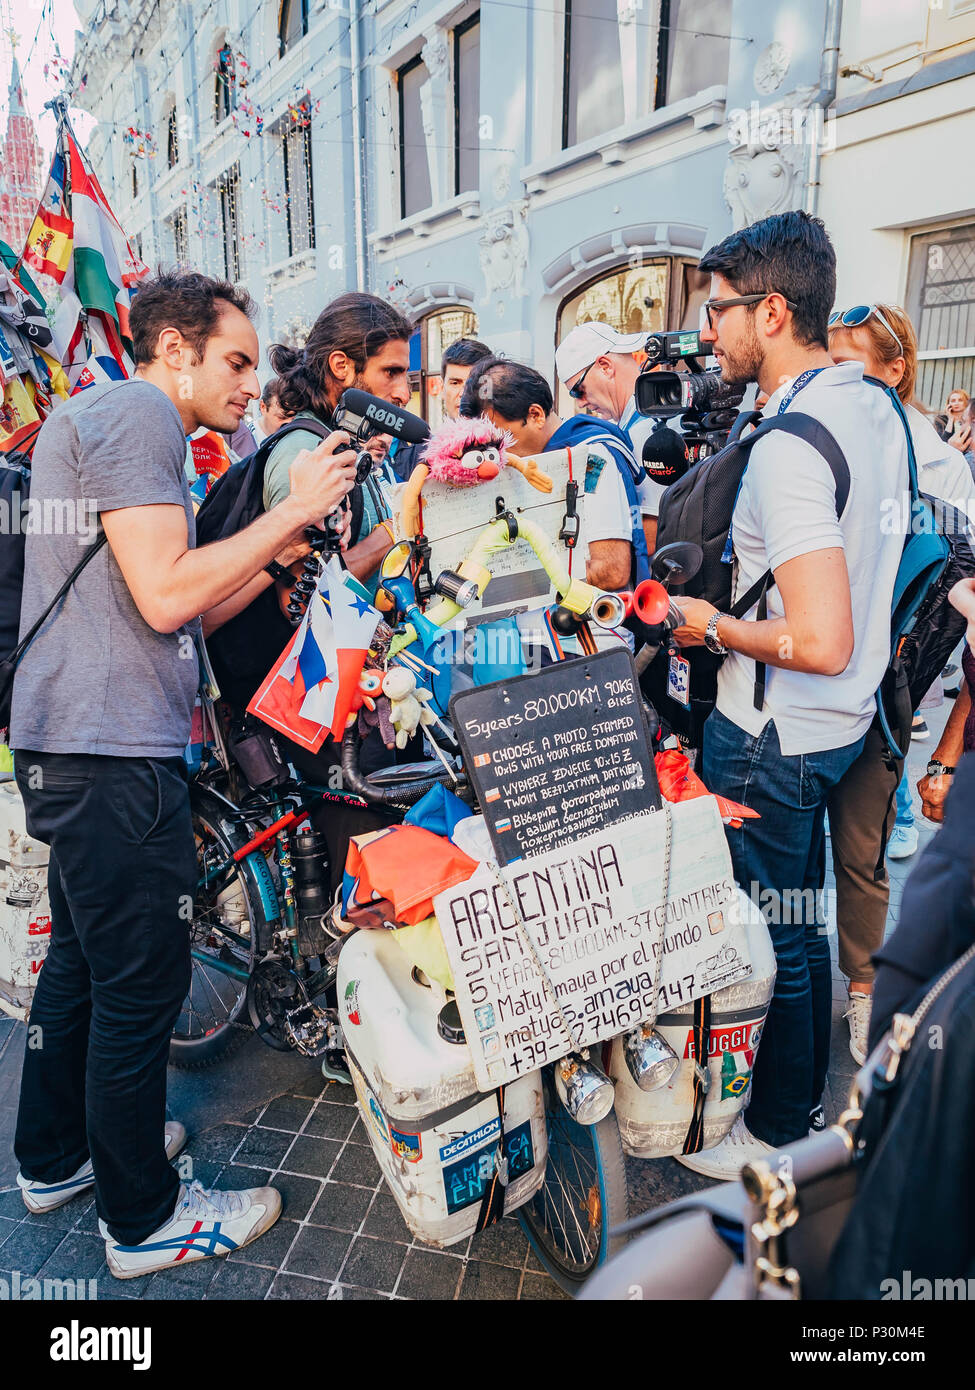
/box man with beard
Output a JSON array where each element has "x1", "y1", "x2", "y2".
[{"x1": 667, "y1": 211, "x2": 908, "y2": 1174}]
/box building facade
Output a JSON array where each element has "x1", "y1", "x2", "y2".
[{"x1": 69, "y1": 0, "x2": 970, "y2": 417}]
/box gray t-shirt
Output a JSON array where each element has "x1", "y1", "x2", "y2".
[{"x1": 10, "y1": 379, "x2": 200, "y2": 758}]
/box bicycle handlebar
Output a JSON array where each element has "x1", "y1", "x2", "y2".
[{"x1": 340, "y1": 724, "x2": 466, "y2": 808}]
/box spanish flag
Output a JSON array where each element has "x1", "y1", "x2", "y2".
[{"x1": 22, "y1": 209, "x2": 73, "y2": 285}]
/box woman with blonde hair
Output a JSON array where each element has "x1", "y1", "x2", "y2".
[
  {"x1": 936, "y1": 387, "x2": 972, "y2": 450},
  {"x1": 821, "y1": 304, "x2": 975, "y2": 1075}
]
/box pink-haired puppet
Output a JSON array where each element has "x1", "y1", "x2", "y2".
[{"x1": 400, "y1": 415, "x2": 553, "y2": 537}]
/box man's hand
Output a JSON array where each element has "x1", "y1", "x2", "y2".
[
  {"x1": 948, "y1": 426, "x2": 972, "y2": 453},
  {"x1": 288, "y1": 431, "x2": 358, "y2": 527},
  {"x1": 672, "y1": 597, "x2": 719, "y2": 648},
  {"x1": 274, "y1": 535, "x2": 312, "y2": 570},
  {"x1": 918, "y1": 771, "x2": 952, "y2": 823}
]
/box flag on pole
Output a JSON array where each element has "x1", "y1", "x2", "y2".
[{"x1": 247, "y1": 558, "x2": 382, "y2": 752}]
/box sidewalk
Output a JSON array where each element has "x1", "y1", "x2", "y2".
[{"x1": 0, "y1": 712, "x2": 944, "y2": 1299}]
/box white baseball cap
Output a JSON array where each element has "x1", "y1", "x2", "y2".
[{"x1": 555, "y1": 321, "x2": 648, "y2": 384}]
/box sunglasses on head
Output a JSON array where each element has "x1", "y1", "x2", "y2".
[{"x1": 829, "y1": 305, "x2": 904, "y2": 355}]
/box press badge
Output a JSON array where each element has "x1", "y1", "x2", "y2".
[{"x1": 667, "y1": 649, "x2": 691, "y2": 707}]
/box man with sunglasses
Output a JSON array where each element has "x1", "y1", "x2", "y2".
[
  {"x1": 669, "y1": 211, "x2": 909, "y2": 1175},
  {"x1": 555, "y1": 321, "x2": 668, "y2": 553}
]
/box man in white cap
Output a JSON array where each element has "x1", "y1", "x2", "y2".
[{"x1": 555, "y1": 321, "x2": 667, "y2": 552}]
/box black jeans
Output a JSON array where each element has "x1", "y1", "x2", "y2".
[{"x1": 13, "y1": 752, "x2": 195, "y2": 1244}]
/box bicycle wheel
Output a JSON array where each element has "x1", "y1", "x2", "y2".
[
  {"x1": 169, "y1": 788, "x2": 271, "y2": 1068},
  {"x1": 518, "y1": 1064, "x2": 629, "y2": 1293}
]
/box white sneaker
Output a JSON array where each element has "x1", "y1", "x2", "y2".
[
  {"x1": 887, "y1": 824, "x2": 918, "y2": 860},
  {"x1": 845, "y1": 992, "x2": 871, "y2": 1066},
  {"x1": 674, "y1": 1113, "x2": 774, "y2": 1181},
  {"x1": 18, "y1": 1121, "x2": 187, "y2": 1215},
  {"x1": 104, "y1": 1179, "x2": 282, "y2": 1280}
]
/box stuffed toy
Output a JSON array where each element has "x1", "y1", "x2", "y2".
[
  {"x1": 400, "y1": 415, "x2": 554, "y2": 536},
  {"x1": 382, "y1": 666, "x2": 436, "y2": 749}
]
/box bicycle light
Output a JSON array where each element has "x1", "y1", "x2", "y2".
[
  {"x1": 622, "y1": 1024, "x2": 680, "y2": 1092},
  {"x1": 554, "y1": 1053, "x2": 616, "y2": 1125},
  {"x1": 432, "y1": 569, "x2": 479, "y2": 608}
]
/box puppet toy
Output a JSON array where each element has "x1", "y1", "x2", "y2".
[{"x1": 400, "y1": 415, "x2": 554, "y2": 536}]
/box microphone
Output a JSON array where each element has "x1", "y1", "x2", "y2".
[
  {"x1": 642, "y1": 425, "x2": 689, "y2": 486},
  {"x1": 333, "y1": 389, "x2": 431, "y2": 446}
]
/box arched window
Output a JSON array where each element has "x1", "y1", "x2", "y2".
[
  {"x1": 555, "y1": 258, "x2": 709, "y2": 412},
  {"x1": 166, "y1": 105, "x2": 179, "y2": 169},
  {"x1": 416, "y1": 305, "x2": 479, "y2": 428},
  {"x1": 215, "y1": 45, "x2": 235, "y2": 123},
  {"x1": 279, "y1": 0, "x2": 309, "y2": 57}
]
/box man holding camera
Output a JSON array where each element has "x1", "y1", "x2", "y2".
[
  {"x1": 555, "y1": 321, "x2": 670, "y2": 554},
  {"x1": 670, "y1": 211, "x2": 908, "y2": 1172},
  {"x1": 11, "y1": 270, "x2": 357, "y2": 1277}
]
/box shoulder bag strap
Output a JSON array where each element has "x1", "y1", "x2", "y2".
[{"x1": 9, "y1": 532, "x2": 108, "y2": 669}]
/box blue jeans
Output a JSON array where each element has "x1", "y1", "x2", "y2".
[
  {"x1": 702, "y1": 709, "x2": 866, "y2": 1146},
  {"x1": 894, "y1": 769, "x2": 914, "y2": 829}
]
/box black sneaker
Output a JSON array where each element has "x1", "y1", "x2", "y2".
[{"x1": 808, "y1": 1105, "x2": 827, "y2": 1134}]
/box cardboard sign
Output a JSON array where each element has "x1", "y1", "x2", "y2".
[
  {"x1": 433, "y1": 798, "x2": 749, "y2": 1091},
  {"x1": 450, "y1": 647, "x2": 660, "y2": 865},
  {"x1": 388, "y1": 448, "x2": 590, "y2": 625}
]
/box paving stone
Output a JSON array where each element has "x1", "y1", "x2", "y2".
[
  {"x1": 308, "y1": 1182, "x2": 373, "y2": 1233},
  {"x1": 189, "y1": 1122, "x2": 249, "y2": 1163},
  {"x1": 0, "y1": 1189, "x2": 26, "y2": 1219},
  {"x1": 339, "y1": 1234, "x2": 406, "y2": 1293},
  {"x1": 468, "y1": 1217, "x2": 529, "y2": 1269},
  {"x1": 259, "y1": 1095, "x2": 314, "y2": 1133},
  {"x1": 37, "y1": 1231, "x2": 110, "y2": 1283},
  {"x1": 280, "y1": 1135, "x2": 342, "y2": 1179},
  {"x1": 142, "y1": 1256, "x2": 221, "y2": 1299},
  {"x1": 361, "y1": 1190, "x2": 412, "y2": 1244},
  {"x1": 206, "y1": 1260, "x2": 275, "y2": 1300},
  {"x1": 226, "y1": 1217, "x2": 301, "y2": 1269},
  {"x1": 0, "y1": 1221, "x2": 70, "y2": 1275},
  {"x1": 174, "y1": 1157, "x2": 224, "y2": 1190},
  {"x1": 303, "y1": 1102, "x2": 357, "y2": 1141},
  {"x1": 283, "y1": 1223, "x2": 352, "y2": 1280},
  {"x1": 272, "y1": 1173, "x2": 322, "y2": 1222},
  {"x1": 458, "y1": 1260, "x2": 522, "y2": 1300},
  {"x1": 268, "y1": 1272, "x2": 335, "y2": 1300},
  {"x1": 233, "y1": 1127, "x2": 295, "y2": 1169},
  {"x1": 221, "y1": 1165, "x2": 273, "y2": 1192},
  {"x1": 333, "y1": 1283, "x2": 389, "y2": 1300},
  {"x1": 348, "y1": 1117, "x2": 370, "y2": 1145},
  {"x1": 328, "y1": 1143, "x2": 381, "y2": 1188},
  {"x1": 519, "y1": 1271, "x2": 571, "y2": 1300},
  {"x1": 395, "y1": 1247, "x2": 463, "y2": 1301},
  {"x1": 0, "y1": 1213, "x2": 20, "y2": 1246},
  {"x1": 319, "y1": 1082, "x2": 356, "y2": 1107}
]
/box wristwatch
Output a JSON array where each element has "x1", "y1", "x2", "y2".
[
  {"x1": 264, "y1": 560, "x2": 293, "y2": 583},
  {"x1": 926, "y1": 760, "x2": 955, "y2": 778},
  {"x1": 704, "y1": 611, "x2": 729, "y2": 655}
]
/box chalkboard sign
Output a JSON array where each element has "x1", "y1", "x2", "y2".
[{"x1": 449, "y1": 647, "x2": 661, "y2": 865}]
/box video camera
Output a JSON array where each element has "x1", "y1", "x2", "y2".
[{"x1": 633, "y1": 329, "x2": 746, "y2": 468}]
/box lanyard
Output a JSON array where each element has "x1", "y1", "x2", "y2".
[{"x1": 721, "y1": 367, "x2": 827, "y2": 566}]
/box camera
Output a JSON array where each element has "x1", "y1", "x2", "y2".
[{"x1": 634, "y1": 330, "x2": 746, "y2": 460}]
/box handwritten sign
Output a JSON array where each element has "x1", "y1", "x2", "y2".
[
  {"x1": 450, "y1": 648, "x2": 660, "y2": 865},
  {"x1": 389, "y1": 448, "x2": 589, "y2": 624},
  {"x1": 434, "y1": 798, "x2": 751, "y2": 1090}
]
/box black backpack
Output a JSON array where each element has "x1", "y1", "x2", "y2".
[
  {"x1": 0, "y1": 448, "x2": 32, "y2": 666},
  {"x1": 645, "y1": 410, "x2": 850, "y2": 745},
  {"x1": 195, "y1": 417, "x2": 365, "y2": 712}
]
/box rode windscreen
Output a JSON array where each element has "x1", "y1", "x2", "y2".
[
  {"x1": 642, "y1": 425, "x2": 689, "y2": 485},
  {"x1": 335, "y1": 389, "x2": 430, "y2": 444}
]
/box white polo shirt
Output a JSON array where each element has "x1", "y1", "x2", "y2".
[{"x1": 716, "y1": 361, "x2": 908, "y2": 756}]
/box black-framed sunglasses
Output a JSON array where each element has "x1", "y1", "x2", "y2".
[
  {"x1": 828, "y1": 305, "x2": 904, "y2": 355},
  {"x1": 704, "y1": 292, "x2": 798, "y2": 331},
  {"x1": 568, "y1": 360, "x2": 596, "y2": 400}
]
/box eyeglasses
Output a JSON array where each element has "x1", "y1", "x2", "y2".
[
  {"x1": 704, "y1": 292, "x2": 797, "y2": 331},
  {"x1": 828, "y1": 305, "x2": 904, "y2": 355},
  {"x1": 568, "y1": 360, "x2": 596, "y2": 401}
]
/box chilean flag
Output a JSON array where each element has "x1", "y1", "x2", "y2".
[{"x1": 248, "y1": 558, "x2": 381, "y2": 753}]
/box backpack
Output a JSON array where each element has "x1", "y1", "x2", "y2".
[
  {"x1": 0, "y1": 448, "x2": 32, "y2": 666},
  {"x1": 646, "y1": 410, "x2": 850, "y2": 744},
  {"x1": 195, "y1": 416, "x2": 365, "y2": 711},
  {"x1": 874, "y1": 385, "x2": 972, "y2": 762}
]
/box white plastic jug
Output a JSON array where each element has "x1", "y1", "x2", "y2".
[{"x1": 338, "y1": 927, "x2": 547, "y2": 1247}]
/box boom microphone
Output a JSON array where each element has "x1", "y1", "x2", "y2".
[
  {"x1": 333, "y1": 388, "x2": 431, "y2": 445},
  {"x1": 642, "y1": 424, "x2": 689, "y2": 486}
]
